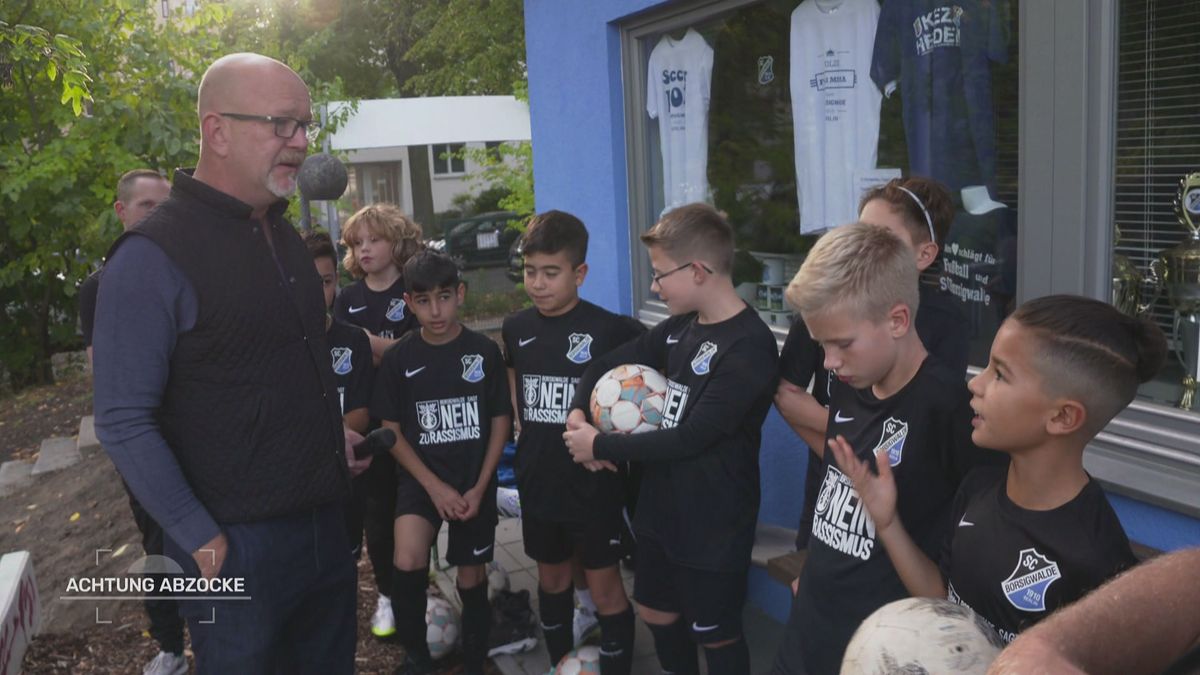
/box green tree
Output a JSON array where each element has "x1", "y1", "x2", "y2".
[
  {"x1": 0, "y1": 0, "x2": 227, "y2": 386},
  {"x1": 403, "y1": 0, "x2": 526, "y2": 97}
]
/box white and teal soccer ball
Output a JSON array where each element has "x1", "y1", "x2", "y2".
[
  {"x1": 841, "y1": 597, "x2": 1004, "y2": 674},
  {"x1": 553, "y1": 645, "x2": 601, "y2": 675},
  {"x1": 590, "y1": 364, "x2": 668, "y2": 434},
  {"x1": 426, "y1": 594, "x2": 460, "y2": 659}
]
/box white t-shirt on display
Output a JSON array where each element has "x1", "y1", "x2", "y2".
[
  {"x1": 790, "y1": 0, "x2": 882, "y2": 234},
  {"x1": 646, "y1": 29, "x2": 714, "y2": 211}
]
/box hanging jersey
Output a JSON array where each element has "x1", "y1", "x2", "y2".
[
  {"x1": 871, "y1": 0, "x2": 1010, "y2": 192},
  {"x1": 790, "y1": 0, "x2": 882, "y2": 234},
  {"x1": 371, "y1": 328, "x2": 511, "y2": 493},
  {"x1": 787, "y1": 356, "x2": 994, "y2": 674},
  {"x1": 571, "y1": 305, "x2": 779, "y2": 572},
  {"x1": 647, "y1": 28, "x2": 714, "y2": 210},
  {"x1": 941, "y1": 467, "x2": 1137, "y2": 644},
  {"x1": 326, "y1": 318, "x2": 374, "y2": 417},
  {"x1": 502, "y1": 301, "x2": 646, "y2": 523},
  {"x1": 333, "y1": 276, "x2": 418, "y2": 340}
]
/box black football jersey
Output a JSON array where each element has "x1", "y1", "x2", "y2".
[
  {"x1": 326, "y1": 318, "x2": 374, "y2": 416},
  {"x1": 501, "y1": 301, "x2": 645, "y2": 523},
  {"x1": 789, "y1": 356, "x2": 996, "y2": 675},
  {"x1": 371, "y1": 328, "x2": 511, "y2": 492},
  {"x1": 571, "y1": 304, "x2": 779, "y2": 572},
  {"x1": 941, "y1": 467, "x2": 1137, "y2": 643},
  {"x1": 333, "y1": 276, "x2": 418, "y2": 340}
]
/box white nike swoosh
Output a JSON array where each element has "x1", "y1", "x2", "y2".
[
  {"x1": 599, "y1": 648, "x2": 625, "y2": 657},
  {"x1": 540, "y1": 622, "x2": 563, "y2": 631},
  {"x1": 692, "y1": 622, "x2": 719, "y2": 632},
  {"x1": 518, "y1": 337, "x2": 537, "y2": 347},
  {"x1": 958, "y1": 518, "x2": 975, "y2": 527},
  {"x1": 666, "y1": 335, "x2": 680, "y2": 344},
  {"x1": 405, "y1": 367, "x2": 426, "y2": 378},
  {"x1": 608, "y1": 538, "x2": 621, "y2": 546},
  {"x1": 348, "y1": 305, "x2": 367, "y2": 314},
  {"x1": 834, "y1": 411, "x2": 855, "y2": 423},
  {"x1": 472, "y1": 544, "x2": 493, "y2": 556}
]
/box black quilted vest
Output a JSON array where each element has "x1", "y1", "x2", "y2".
[{"x1": 109, "y1": 170, "x2": 350, "y2": 523}]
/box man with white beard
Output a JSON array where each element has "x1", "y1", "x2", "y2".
[{"x1": 93, "y1": 53, "x2": 363, "y2": 674}]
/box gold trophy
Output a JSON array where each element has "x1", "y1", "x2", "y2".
[
  {"x1": 1151, "y1": 172, "x2": 1200, "y2": 410},
  {"x1": 1112, "y1": 225, "x2": 1159, "y2": 316}
]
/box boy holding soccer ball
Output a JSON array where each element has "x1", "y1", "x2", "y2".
[
  {"x1": 501, "y1": 210, "x2": 645, "y2": 672},
  {"x1": 371, "y1": 250, "x2": 512, "y2": 675},
  {"x1": 563, "y1": 203, "x2": 779, "y2": 675}
]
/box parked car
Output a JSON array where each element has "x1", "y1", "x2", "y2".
[
  {"x1": 506, "y1": 235, "x2": 524, "y2": 283},
  {"x1": 440, "y1": 211, "x2": 521, "y2": 268}
]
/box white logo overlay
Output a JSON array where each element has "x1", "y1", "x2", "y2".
[
  {"x1": 1002, "y1": 548, "x2": 1062, "y2": 613},
  {"x1": 405, "y1": 366, "x2": 426, "y2": 378},
  {"x1": 461, "y1": 354, "x2": 485, "y2": 383},
  {"x1": 521, "y1": 374, "x2": 577, "y2": 424},
  {"x1": 690, "y1": 341, "x2": 718, "y2": 375},
  {"x1": 873, "y1": 417, "x2": 909, "y2": 467},
  {"x1": 348, "y1": 305, "x2": 367, "y2": 314},
  {"x1": 812, "y1": 465, "x2": 876, "y2": 561},
  {"x1": 660, "y1": 380, "x2": 691, "y2": 429},
  {"x1": 518, "y1": 336, "x2": 537, "y2": 347},
  {"x1": 833, "y1": 410, "x2": 854, "y2": 424},
  {"x1": 666, "y1": 335, "x2": 680, "y2": 345},
  {"x1": 415, "y1": 396, "x2": 481, "y2": 445}
]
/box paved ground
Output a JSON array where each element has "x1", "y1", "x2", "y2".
[{"x1": 431, "y1": 517, "x2": 786, "y2": 675}]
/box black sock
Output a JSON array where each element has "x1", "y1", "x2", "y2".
[
  {"x1": 538, "y1": 586, "x2": 575, "y2": 666},
  {"x1": 458, "y1": 581, "x2": 490, "y2": 674},
  {"x1": 391, "y1": 566, "x2": 432, "y2": 664},
  {"x1": 597, "y1": 606, "x2": 635, "y2": 675},
  {"x1": 646, "y1": 619, "x2": 699, "y2": 675},
  {"x1": 702, "y1": 636, "x2": 749, "y2": 675}
]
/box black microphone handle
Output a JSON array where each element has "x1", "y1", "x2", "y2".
[{"x1": 353, "y1": 427, "x2": 396, "y2": 461}]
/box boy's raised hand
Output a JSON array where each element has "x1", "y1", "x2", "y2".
[
  {"x1": 429, "y1": 481, "x2": 469, "y2": 521},
  {"x1": 828, "y1": 434, "x2": 899, "y2": 533}
]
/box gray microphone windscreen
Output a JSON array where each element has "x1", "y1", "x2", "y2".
[{"x1": 297, "y1": 153, "x2": 348, "y2": 201}]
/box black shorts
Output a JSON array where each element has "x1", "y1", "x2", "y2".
[
  {"x1": 632, "y1": 536, "x2": 747, "y2": 644},
  {"x1": 395, "y1": 475, "x2": 498, "y2": 567},
  {"x1": 522, "y1": 511, "x2": 628, "y2": 570}
]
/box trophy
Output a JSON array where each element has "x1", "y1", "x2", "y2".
[
  {"x1": 1151, "y1": 172, "x2": 1200, "y2": 410},
  {"x1": 1111, "y1": 225, "x2": 1160, "y2": 316}
]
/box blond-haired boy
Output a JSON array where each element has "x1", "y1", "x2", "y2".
[{"x1": 771, "y1": 222, "x2": 993, "y2": 674}]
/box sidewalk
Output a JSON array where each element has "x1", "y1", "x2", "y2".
[{"x1": 430, "y1": 517, "x2": 786, "y2": 674}]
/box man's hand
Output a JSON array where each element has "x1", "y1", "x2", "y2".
[
  {"x1": 193, "y1": 531, "x2": 229, "y2": 580},
  {"x1": 429, "y1": 481, "x2": 468, "y2": 521},
  {"x1": 461, "y1": 484, "x2": 486, "y2": 521},
  {"x1": 344, "y1": 426, "x2": 373, "y2": 477}
]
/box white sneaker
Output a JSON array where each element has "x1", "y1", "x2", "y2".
[
  {"x1": 143, "y1": 650, "x2": 187, "y2": 675},
  {"x1": 371, "y1": 593, "x2": 396, "y2": 638},
  {"x1": 573, "y1": 607, "x2": 600, "y2": 647}
]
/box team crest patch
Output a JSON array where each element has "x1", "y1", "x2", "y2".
[
  {"x1": 461, "y1": 354, "x2": 485, "y2": 383},
  {"x1": 386, "y1": 298, "x2": 407, "y2": 322},
  {"x1": 417, "y1": 401, "x2": 440, "y2": 432},
  {"x1": 873, "y1": 417, "x2": 908, "y2": 467},
  {"x1": 566, "y1": 333, "x2": 594, "y2": 364},
  {"x1": 691, "y1": 341, "x2": 718, "y2": 375},
  {"x1": 1002, "y1": 548, "x2": 1062, "y2": 612},
  {"x1": 523, "y1": 375, "x2": 541, "y2": 407},
  {"x1": 813, "y1": 467, "x2": 840, "y2": 516},
  {"x1": 757, "y1": 55, "x2": 775, "y2": 85},
  {"x1": 330, "y1": 347, "x2": 353, "y2": 376}
]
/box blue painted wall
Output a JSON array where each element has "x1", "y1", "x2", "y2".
[{"x1": 524, "y1": 0, "x2": 1200, "y2": 627}]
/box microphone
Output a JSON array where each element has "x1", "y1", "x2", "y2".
[
  {"x1": 297, "y1": 152, "x2": 349, "y2": 201},
  {"x1": 352, "y1": 427, "x2": 396, "y2": 461}
]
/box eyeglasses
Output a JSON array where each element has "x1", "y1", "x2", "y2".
[
  {"x1": 219, "y1": 112, "x2": 321, "y2": 141},
  {"x1": 651, "y1": 261, "x2": 713, "y2": 285}
]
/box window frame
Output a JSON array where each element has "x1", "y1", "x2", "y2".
[
  {"x1": 430, "y1": 142, "x2": 467, "y2": 177},
  {"x1": 619, "y1": 0, "x2": 1200, "y2": 517}
]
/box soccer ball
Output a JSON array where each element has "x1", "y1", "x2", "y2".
[
  {"x1": 841, "y1": 597, "x2": 1005, "y2": 674},
  {"x1": 426, "y1": 594, "x2": 460, "y2": 659},
  {"x1": 553, "y1": 645, "x2": 601, "y2": 675},
  {"x1": 590, "y1": 364, "x2": 668, "y2": 434}
]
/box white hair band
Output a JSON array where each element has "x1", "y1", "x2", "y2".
[{"x1": 896, "y1": 186, "x2": 936, "y2": 244}]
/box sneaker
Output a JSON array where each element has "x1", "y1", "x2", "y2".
[
  {"x1": 371, "y1": 594, "x2": 397, "y2": 638},
  {"x1": 143, "y1": 650, "x2": 187, "y2": 675},
  {"x1": 487, "y1": 589, "x2": 538, "y2": 657},
  {"x1": 573, "y1": 607, "x2": 600, "y2": 647}
]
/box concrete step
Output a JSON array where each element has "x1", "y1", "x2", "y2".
[
  {"x1": 77, "y1": 414, "x2": 100, "y2": 453},
  {"x1": 31, "y1": 436, "x2": 82, "y2": 476},
  {"x1": 0, "y1": 460, "x2": 34, "y2": 497}
]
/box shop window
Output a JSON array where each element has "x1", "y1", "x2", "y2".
[
  {"x1": 623, "y1": 0, "x2": 1020, "y2": 368},
  {"x1": 1113, "y1": 0, "x2": 1200, "y2": 413},
  {"x1": 354, "y1": 162, "x2": 403, "y2": 207},
  {"x1": 432, "y1": 143, "x2": 467, "y2": 176}
]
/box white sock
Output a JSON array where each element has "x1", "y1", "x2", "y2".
[{"x1": 575, "y1": 587, "x2": 596, "y2": 614}]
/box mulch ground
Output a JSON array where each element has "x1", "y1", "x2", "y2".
[{"x1": 0, "y1": 369, "x2": 495, "y2": 674}]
